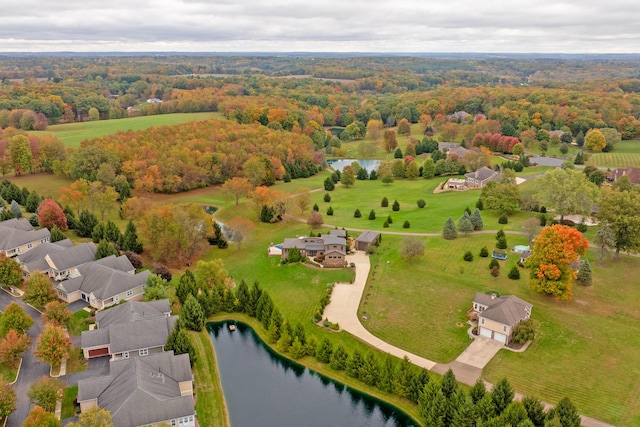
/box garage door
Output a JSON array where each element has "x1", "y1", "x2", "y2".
[
  {"x1": 479, "y1": 328, "x2": 492, "y2": 338},
  {"x1": 88, "y1": 347, "x2": 109, "y2": 358},
  {"x1": 493, "y1": 333, "x2": 507, "y2": 344}
]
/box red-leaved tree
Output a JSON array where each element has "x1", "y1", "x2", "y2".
[{"x1": 37, "y1": 198, "x2": 68, "y2": 231}]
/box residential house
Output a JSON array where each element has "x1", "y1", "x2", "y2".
[
  {"x1": 15, "y1": 238, "x2": 74, "y2": 277},
  {"x1": 44, "y1": 242, "x2": 97, "y2": 281},
  {"x1": 77, "y1": 351, "x2": 195, "y2": 427},
  {"x1": 446, "y1": 111, "x2": 471, "y2": 122},
  {"x1": 470, "y1": 292, "x2": 532, "y2": 345},
  {"x1": 56, "y1": 257, "x2": 149, "y2": 309},
  {"x1": 81, "y1": 300, "x2": 175, "y2": 360},
  {"x1": 281, "y1": 230, "x2": 346, "y2": 267},
  {"x1": 438, "y1": 142, "x2": 471, "y2": 159},
  {"x1": 355, "y1": 231, "x2": 379, "y2": 251},
  {"x1": 607, "y1": 167, "x2": 640, "y2": 185},
  {"x1": 0, "y1": 218, "x2": 50, "y2": 257},
  {"x1": 464, "y1": 166, "x2": 501, "y2": 188}
]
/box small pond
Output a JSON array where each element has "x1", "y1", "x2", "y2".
[
  {"x1": 208, "y1": 321, "x2": 418, "y2": 427},
  {"x1": 327, "y1": 158, "x2": 381, "y2": 172}
]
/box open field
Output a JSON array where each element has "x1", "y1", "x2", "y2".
[
  {"x1": 586, "y1": 140, "x2": 640, "y2": 168},
  {"x1": 33, "y1": 112, "x2": 221, "y2": 147},
  {"x1": 363, "y1": 232, "x2": 640, "y2": 425}
]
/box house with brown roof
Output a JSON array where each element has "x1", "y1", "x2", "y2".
[
  {"x1": 469, "y1": 292, "x2": 532, "y2": 345},
  {"x1": 0, "y1": 218, "x2": 50, "y2": 257},
  {"x1": 607, "y1": 167, "x2": 640, "y2": 185},
  {"x1": 281, "y1": 229, "x2": 346, "y2": 267},
  {"x1": 77, "y1": 351, "x2": 195, "y2": 427},
  {"x1": 465, "y1": 166, "x2": 501, "y2": 188}
]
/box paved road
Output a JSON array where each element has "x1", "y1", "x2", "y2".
[{"x1": 0, "y1": 289, "x2": 50, "y2": 427}]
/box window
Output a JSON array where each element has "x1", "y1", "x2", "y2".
[
  {"x1": 123, "y1": 351, "x2": 129, "y2": 359},
  {"x1": 114, "y1": 295, "x2": 119, "y2": 302},
  {"x1": 139, "y1": 348, "x2": 148, "y2": 356},
  {"x1": 171, "y1": 421, "x2": 176, "y2": 427},
  {"x1": 126, "y1": 289, "x2": 133, "y2": 297},
  {"x1": 474, "y1": 304, "x2": 477, "y2": 309},
  {"x1": 27, "y1": 243, "x2": 33, "y2": 249},
  {"x1": 503, "y1": 326, "x2": 507, "y2": 332},
  {"x1": 481, "y1": 319, "x2": 485, "y2": 325}
]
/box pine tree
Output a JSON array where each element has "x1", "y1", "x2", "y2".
[
  {"x1": 25, "y1": 191, "x2": 41, "y2": 213},
  {"x1": 492, "y1": 378, "x2": 515, "y2": 415},
  {"x1": 91, "y1": 223, "x2": 105, "y2": 243},
  {"x1": 354, "y1": 209, "x2": 361, "y2": 218},
  {"x1": 49, "y1": 227, "x2": 65, "y2": 243},
  {"x1": 469, "y1": 378, "x2": 486, "y2": 404},
  {"x1": 76, "y1": 210, "x2": 98, "y2": 238},
  {"x1": 95, "y1": 239, "x2": 118, "y2": 260},
  {"x1": 276, "y1": 329, "x2": 292, "y2": 353},
  {"x1": 315, "y1": 338, "x2": 333, "y2": 363},
  {"x1": 408, "y1": 368, "x2": 430, "y2": 404},
  {"x1": 392, "y1": 200, "x2": 400, "y2": 211},
  {"x1": 502, "y1": 401, "x2": 529, "y2": 426},
  {"x1": 359, "y1": 351, "x2": 379, "y2": 386},
  {"x1": 508, "y1": 265, "x2": 521, "y2": 280},
  {"x1": 9, "y1": 200, "x2": 21, "y2": 218},
  {"x1": 419, "y1": 381, "x2": 446, "y2": 427},
  {"x1": 103, "y1": 221, "x2": 122, "y2": 245},
  {"x1": 324, "y1": 193, "x2": 331, "y2": 202},
  {"x1": 176, "y1": 270, "x2": 198, "y2": 305},
  {"x1": 235, "y1": 280, "x2": 250, "y2": 313},
  {"x1": 458, "y1": 212, "x2": 474, "y2": 233},
  {"x1": 377, "y1": 355, "x2": 395, "y2": 392},
  {"x1": 329, "y1": 344, "x2": 348, "y2": 370},
  {"x1": 289, "y1": 337, "x2": 306, "y2": 359},
  {"x1": 475, "y1": 393, "x2": 497, "y2": 422},
  {"x1": 121, "y1": 221, "x2": 143, "y2": 253},
  {"x1": 165, "y1": 326, "x2": 197, "y2": 366},
  {"x1": 181, "y1": 295, "x2": 205, "y2": 331},
  {"x1": 381, "y1": 197, "x2": 389, "y2": 207},
  {"x1": 470, "y1": 208, "x2": 484, "y2": 230},
  {"x1": 327, "y1": 206, "x2": 334, "y2": 216},
  {"x1": 247, "y1": 281, "x2": 262, "y2": 317},
  {"x1": 522, "y1": 395, "x2": 546, "y2": 427},
  {"x1": 443, "y1": 217, "x2": 457, "y2": 240},
  {"x1": 368, "y1": 209, "x2": 376, "y2": 220},
  {"x1": 392, "y1": 356, "x2": 414, "y2": 399},
  {"x1": 576, "y1": 259, "x2": 592, "y2": 286},
  {"x1": 547, "y1": 397, "x2": 581, "y2": 427},
  {"x1": 345, "y1": 349, "x2": 363, "y2": 378}
]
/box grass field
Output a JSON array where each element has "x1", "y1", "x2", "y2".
[
  {"x1": 32, "y1": 112, "x2": 221, "y2": 147},
  {"x1": 586, "y1": 140, "x2": 640, "y2": 168},
  {"x1": 191, "y1": 329, "x2": 229, "y2": 427},
  {"x1": 363, "y1": 232, "x2": 640, "y2": 425},
  {"x1": 61, "y1": 385, "x2": 79, "y2": 419}
]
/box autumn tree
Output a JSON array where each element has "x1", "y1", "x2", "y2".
[
  {"x1": 195, "y1": 259, "x2": 231, "y2": 290},
  {"x1": 399, "y1": 237, "x2": 425, "y2": 259},
  {"x1": 28, "y1": 376, "x2": 64, "y2": 412},
  {"x1": 226, "y1": 216, "x2": 254, "y2": 251},
  {"x1": 37, "y1": 198, "x2": 68, "y2": 231},
  {"x1": 222, "y1": 177, "x2": 253, "y2": 206},
  {"x1": 366, "y1": 119, "x2": 384, "y2": 143},
  {"x1": 24, "y1": 271, "x2": 58, "y2": 308},
  {"x1": 23, "y1": 405, "x2": 61, "y2": 427},
  {"x1": 0, "y1": 382, "x2": 16, "y2": 419},
  {"x1": 535, "y1": 168, "x2": 599, "y2": 222},
  {"x1": 0, "y1": 329, "x2": 31, "y2": 367},
  {"x1": 341, "y1": 166, "x2": 356, "y2": 188},
  {"x1": 0, "y1": 254, "x2": 23, "y2": 290},
  {"x1": 0, "y1": 302, "x2": 33, "y2": 336},
  {"x1": 585, "y1": 128, "x2": 606, "y2": 152},
  {"x1": 42, "y1": 301, "x2": 72, "y2": 328},
  {"x1": 522, "y1": 216, "x2": 541, "y2": 243},
  {"x1": 526, "y1": 225, "x2": 588, "y2": 300},
  {"x1": 67, "y1": 406, "x2": 114, "y2": 427},
  {"x1": 35, "y1": 323, "x2": 72, "y2": 367},
  {"x1": 9, "y1": 135, "x2": 32, "y2": 175},
  {"x1": 295, "y1": 189, "x2": 312, "y2": 215},
  {"x1": 597, "y1": 188, "x2": 640, "y2": 259},
  {"x1": 383, "y1": 130, "x2": 398, "y2": 153},
  {"x1": 60, "y1": 178, "x2": 90, "y2": 216},
  {"x1": 479, "y1": 180, "x2": 521, "y2": 216}
]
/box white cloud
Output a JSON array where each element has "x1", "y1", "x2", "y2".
[{"x1": 1, "y1": 0, "x2": 639, "y2": 52}]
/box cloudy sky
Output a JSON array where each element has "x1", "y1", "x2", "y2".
[{"x1": 2, "y1": 0, "x2": 639, "y2": 53}]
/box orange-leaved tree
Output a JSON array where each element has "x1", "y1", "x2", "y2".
[{"x1": 526, "y1": 225, "x2": 588, "y2": 300}]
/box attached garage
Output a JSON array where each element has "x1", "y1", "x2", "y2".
[
  {"x1": 87, "y1": 347, "x2": 109, "y2": 358},
  {"x1": 479, "y1": 328, "x2": 492, "y2": 339},
  {"x1": 493, "y1": 332, "x2": 507, "y2": 344}
]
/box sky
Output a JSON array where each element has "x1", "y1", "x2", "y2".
[{"x1": 2, "y1": 0, "x2": 639, "y2": 53}]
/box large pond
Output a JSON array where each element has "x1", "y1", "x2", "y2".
[
  {"x1": 208, "y1": 322, "x2": 418, "y2": 427},
  {"x1": 327, "y1": 158, "x2": 381, "y2": 172}
]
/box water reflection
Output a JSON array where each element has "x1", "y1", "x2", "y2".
[{"x1": 207, "y1": 321, "x2": 417, "y2": 427}]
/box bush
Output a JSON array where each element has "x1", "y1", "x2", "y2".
[
  {"x1": 354, "y1": 209, "x2": 361, "y2": 218},
  {"x1": 511, "y1": 319, "x2": 536, "y2": 344},
  {"x1": 496, "y1": 236, "x2": 508, "y2": 250},
  {"x1": 417, "y1": 199, "x2": 426, "y2": 208},
  {"x1": 463, "y1": 251, "x2": 474, "y2": 262},
  {"x1": 402, "y1": 220, "x2": 410, "y2": 229},
  {"x1": 489, "y1": 258, "x2": 499, "y2": 270},
  {"x1": 498, "y1": 214, "x2": 508, "y2": 224},
  {"x1": 576, "y1": 222, "x2": 588, "y2": 233},
  {"x1": 508, "y1": 265, "x2": 520, "y2": 280},
  {"x1": 540, "y1": 206, "x2": 547, "y2": 213},
  {"x1": 365, "y1": 245, "x2": 376, "y2": 255},
  {"x1": 124, "y1": 251, "x2": 142, "y2": 269},
  {"x1": 392, "y1": 200, "x2": 400, "y2": 211},
  {"x1": 151, "y1": 263, "x2": 172, "y2": 281},
  {"x1": 327, "y1": 206, "x2": 334, "y2": 216},
  {"x1": 490, "y1": 266, "x2": 500, "y2": 277},
  {"x1": 383, "y1": 220, "x2": 389, "y2": 228},
  {"x1": 381, "y1": 197, "x2": 388, "y2": 207},
  {"x1": 324, "y1": 193, "x2": 331, "y2": 202},
  {"x1": 368, "y1": 210, "x2": 376, "y2": 220},
  {"x1": 386, "y1": 215, "x2": 393, "y2": 224},
  {"x1": 313, "y1": 203, "x2": 319, "y2": 212},
  {"x1": 479, "y1": 246, "x2": 489, "y2": 257},
  {"x1": 539, "y1": 214, "x2": 547, "y2": 226}
]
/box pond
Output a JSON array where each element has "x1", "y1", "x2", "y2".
[
  {"x1": 327, "y1": 158, "x2": 381, "y2": 172},
  {"x1": 208, "y1": 322, "x2": 418, "y2": 427}
]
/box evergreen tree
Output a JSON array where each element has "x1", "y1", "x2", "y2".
[
  {"x1": 354, "y1": 209, "x2": 361, "y2": 218},
  {"x1": 121, "y1": 221, "x2": 143, "y2": 253},
  {"x1": 176, "y1": 270, "x2": 198, "y2": 305},
  {"x1": 247, "y1": 281, "x2": 262, "y2": 317},
  {"x1": 267, "y1": 316, "x2": 281, "y2": 344},
  {"x1": 292, "y1": 322, "x2": 306, "y2": 345},
  {"x1": 546, "y1": 397, "x2": 581, "y2": 427},
  {"x1": 222, "y1": 288, "x2": 235, "y2": 312},
  {"x1": 165, "y1": 326, "x2": 197, "y2": 366},
  {"x1": 576, "y1": 259, "x2": 592, "y2": 286},
  {"x1": 323, "y1": 193, "x2": 331, "y2": 202},
  {"x1": 368, "y1": 209, "x2": 376, "y2": 220},
  {"x1": 377, "y1": 355, "x2": 395, "y2": 393},
  {"x1": 392, "y1": 200, "x2": 400, "y2": 211},
  {"x1": 256, "y1": 292, "x2": 274, "y2": 329},
  {"x1": 315, "y1": 338, "x2": 333, "y2": 363},
  {"x1": 479, "y1": 246, "x2": 489, "y2": 257},
  {"x1": 475, "y1": 393, "x2": 497, "y2": 422},
  {"x1": 393, "y1": 356, "x2": 414, "y2": 399},
  {"x1": 470, "y1": 208, "x2": 484, "y2": 230},
  {"x1": 408, "y1": 368, "x2": 430, "y2": 404},
  {"x1": 276, "y1": 329, "x2": 292, "y2": 353},
  {"x1": 356, "y1": 168, "x2": 368, "y2": 180},
  {"x1": 394, "y1": 147, "x2": 403, "y2": 158},
  {"x1": 419, "y1": 380, "x2": 447, "y2": 427},
  {"x1": 508, "y1": 265, "x2": 521, "y2": 280},
  {"x1": 103, "y1": 221, "x2": 122, "y2": 244},
  {"x1": 76, "y1": 210, "x2": 98, "y2": 238},
  {"x1": 451, "y1": 396, "x2": 477, "y2": 427},
  {"x1": 324, "y1": 176, "x2": 335, "y2": 191},
  {"x1": 458, "y1": 212, "x2": 474, "y2": 233},
  {"x1": 235, "y1": 279, "x2": 250, "y2": 313},
  {"x1": 359, "y1": 351, "x2": 380, "y2": 386},
  {"x1": 197, "y1": 288, "x2": 220, "y2": 317},
  {"x1": 329, "y1": 344, "x2": 348, "y2": 370},
  {"x1": 345, "y1": 349, "x2": 363, "y2": 378},
  {"x1": 49, "y1": 227, "x2": 65, "y2": 243},
  {"x1": 25, "y1": 191, "x2": 41, "y2": 213},
  {"x1": 95, "y1": 239, "x2": 118, "y2": 259},
  {"x1": 327, "y1": 206, "x2": 334, "y2": 216},
  {"x1": 304, "y1": 336, "x2": 318, "y2": 357},
  {"x1": 9, "y1": 200, "x2": 21, "y2": 218},
  {"x1": 289, "y1": 337, "x2": 306, "y2": 359},
  {"x1": 443, "y1": 217, "x2": 458, "y2": 240},
  {"x1": 496, "y1": 235, "x2": 508, "y2": 250},
  {"x1": 91, "y1": 223, "x2": 105, "y2": 243},
  {"x1": 181, "y1": 295, "x2": 205, "y2": 331},
  {"x1": 470, "y1": 378, "x2": 487, "y2": 404},
  {"x1": 522, "y1": 395, "x2": 546, "y2": 427},
  {"x1": 381, "y1": 197, "x2": 389, "y2": 207},
  {"x1": 492, "y1": 378, "x2": 515, "y2": 415},
  {"x1": 312, "y1": 203, "x2": 319, "y2": 212},
  {"x1": 441, "y1": 368, "x2": 458, "y2": 398},
  {"x1": 502, "y1": 401, "x2": 529, "y2": 426},
  {"x1": 369, "y1": 170, "x2": 378, "y2": 180}
]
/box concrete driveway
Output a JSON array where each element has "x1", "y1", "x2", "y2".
[{"x1": 455, "y1": 337, "x2": 504, "y2": 369}]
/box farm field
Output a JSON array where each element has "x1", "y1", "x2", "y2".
[
  {"x1": 32, "y1": 112, "x2": 221, "y2": 147},
  {"x1": 586, "y1": 140, "x2": 640, "y2": 168},
  {"x1": 363, "y1": 232, "x2": 640, "y2": 425}
]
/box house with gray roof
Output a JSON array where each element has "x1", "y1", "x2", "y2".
[
  {"x1": 355, "y1": 230, "x2": 379, "y2": 251},
  {"x1": 281, "y1": 229, "x2": 346, "y2": 267},
  {"x1": 96, "y1": 299, "x2": 170, "y2": 329},
  {"x1": 470, "y1": 292, "x2": 532, "y2": 345},
  {"x1": 15, "y1": 238, "x2": 73, "y2": 277},
  {"x1": 77, "y1": 351, "x2": 195, "y2": 427},
  {"x1": 44, "y1": 241, "x2": 97, "y2": 281},
  {"x1": 81, "y1": 303, "x2": 176, "y2": 359},
  {"x1": 56, "y1": 261, "x2": 149, "y2": 310},
  {"x1": 464, "y1": 166, "x2": 501, "y2": 188},
  {"x1": 438, "y1": 142, "x2": 471, "y2": 159},
  {"x1": 0, "y1": 218, "x2": 50, "y2": 257}
]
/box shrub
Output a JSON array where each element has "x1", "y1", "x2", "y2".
[
  {"x1": 490, "y1": 266, "x2": 500, "y2": 277},
  {"x1": 496, "y1": 236, "x2": 508, "y2": 250},
  {"x1": 383, "y1": 220, "x2": 389, "y2": 228},
  {"x1": 417, "y1": 199, "x2": 426, "y2": 208},
  {"x1": 368, "y1": 210, "x2": 376, "y2": 220},
  {"x1": 576, "y1": 222, "x2": 588, "y2": 233},
  {"x1": 381, "y1": 197, "x2": 388, "y2": 207},
  {"x1": 324, "y1": 193, "x2": 331, "y2": 202},
  {"x1": 402, "y1": 220, "x2": 410, "y2": 229},
  {"x1": 151, "y1": 263, "x2": 172, "y2": 282},
  {"x1": 511, "y1": 319, "x2": 536, "y2": 344},
  {"x1": 476, "y1": 198, "x2": 484, "y2": 210},
  {"x1": 392, "y1": 200, "x2": 400, "y2": 211},
  {"x1": 386, "y1": 215, "x2": 393, "y2": 224},
  {"x1": 124, "y1": 251, "x2": 142, "y2": 269},
  {"x1": 327, "y1": 206, "x2": 334, "y2": 216},
  {"x1": 479, "y1": 246, "x2": 489, "y2": 257},
  {"x1": 498, "y1": 214, "x2": 508, "y2": 224},
  {"x1": 508, "y1": 265, "x2": 520, "y2": 280},
  {"x1": 313, "y1": 203, "x2": 319, "y2": 212},
  {"x1": 463, "y1": 251, "x2": 474, "y2": 262},
  {"x1": 489, "y1": 258, "x2": 499, "y2": 270},
  {"x1": 540, "y1": 206, "x2": 547, "y2": 213},
  {"x1": 354, "y1": 209, "x2": 361, "y2": 218},
  {"x1": 365, "y1": 245, "x2": 377, "y2": 255},
  {"x1": 539, "y1": 214, "x2": 547, "y2": 226}
]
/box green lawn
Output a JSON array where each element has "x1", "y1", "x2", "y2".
[
  {"x1": 65, "y1": 347, "x2": 87, "y2": 375},
  {"x1": 191, "y1": 329, "x2": 229, "y2": 427},
  {"x1": 586, "y1": 140, "x2": 640, "y2": 168},
  {"x1": 67, "y1": 310, "x2": 91, "y2": 337},
  {"x1": 61, "y1": 385, "x2": 79, "y2": 419},
  {"x1": 364, "y1": 233, "x2": 640, "y2": 425},
  {"x1": 32, "y1": 112, "x2": 222, "y2": 147},
  {"x1": 4, "y1": 173, "x2": 73, "y2": 200}
]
